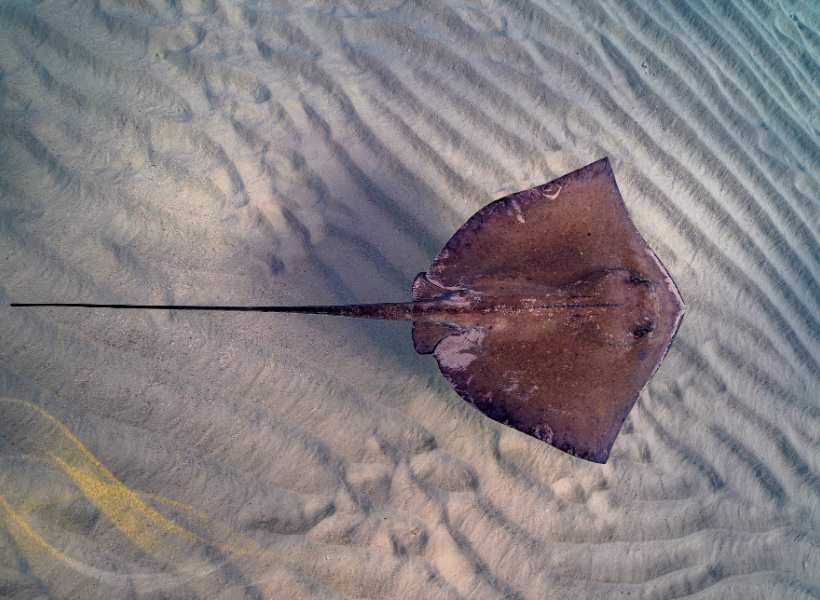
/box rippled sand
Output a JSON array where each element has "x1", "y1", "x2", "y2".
[{"x1": 1, "y1": 1, "x2": 818, "y2": 598}]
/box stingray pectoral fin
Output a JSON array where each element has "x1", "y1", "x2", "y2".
[
  {"x1": 426, "y1": 268, "x2": 683, "y2": 463},
  {"x1": 427, "y1": 157, "x2": 661, "y2": 294},
  {"x1": 431, "y1": 307, "x2": 670, "y2": 463},
  {"x1": 412, "y1": 321, "x2": 460, "y2": 354}
]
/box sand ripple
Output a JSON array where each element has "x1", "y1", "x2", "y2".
[{"x1": 0, "y1": 1, "x2": 817, "y2": 598}]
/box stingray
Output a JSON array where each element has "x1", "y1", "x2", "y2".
[{"x1": 11, "y1": 158, "x2": 684, "y2": 463}]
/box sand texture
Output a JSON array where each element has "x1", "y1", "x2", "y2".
[{"x1": 1, "y1": 1, "x2": 818, "y2": 598}]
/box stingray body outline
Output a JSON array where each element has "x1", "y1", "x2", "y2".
[{"x1": 11, "y1": 158, "x2": 685, "y2": 463}]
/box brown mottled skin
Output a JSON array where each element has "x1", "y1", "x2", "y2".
[
  {"x1": 410, "y1": 158, "x2": 685, "y2": 463},
  {"x1": 11, "y1": 158, "x2": 685, "y2": 464}
]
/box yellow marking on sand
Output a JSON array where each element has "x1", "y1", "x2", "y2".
[
  {"x1": 49, "y1": 453, "x2": 208, "y2": 555},
  {"x1": 0, "y1": 494, "x2": 232, "y2": 592},
  {"x1": 0, "y1": 395, "x2": 272, "y2": 591},
  {"x1": 0, "y1": 398, "x2": 370, "y2": 596},
  {"x1": 145, "y1": 493, "x2": 206, "y2": 518},
  {"x1": 0, "y1": 494, "x2": 67, "y2": 560},
  {"x1": 0, "y1": 398, "x2": 210, "y2": 559}
]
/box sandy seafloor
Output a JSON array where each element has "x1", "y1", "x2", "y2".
[{"x1": 0, "y1": 1, "x2": 818, "y2": 598}]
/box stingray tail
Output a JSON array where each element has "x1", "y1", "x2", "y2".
[{"x1": 9, "y1": 302, "x2": 419, "y2": 321}]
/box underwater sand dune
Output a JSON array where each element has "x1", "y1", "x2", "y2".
[{"x1": 0, "y1": 1, "x2": 817, "y2": 598}]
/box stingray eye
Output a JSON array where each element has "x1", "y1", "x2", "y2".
[{"x1": 632, "y1": 321, "x2": 655, "y2": 339}]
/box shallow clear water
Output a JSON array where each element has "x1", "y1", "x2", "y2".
[{"x1": 1, "y1": 1, "x2": 818, "y2": 598}]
